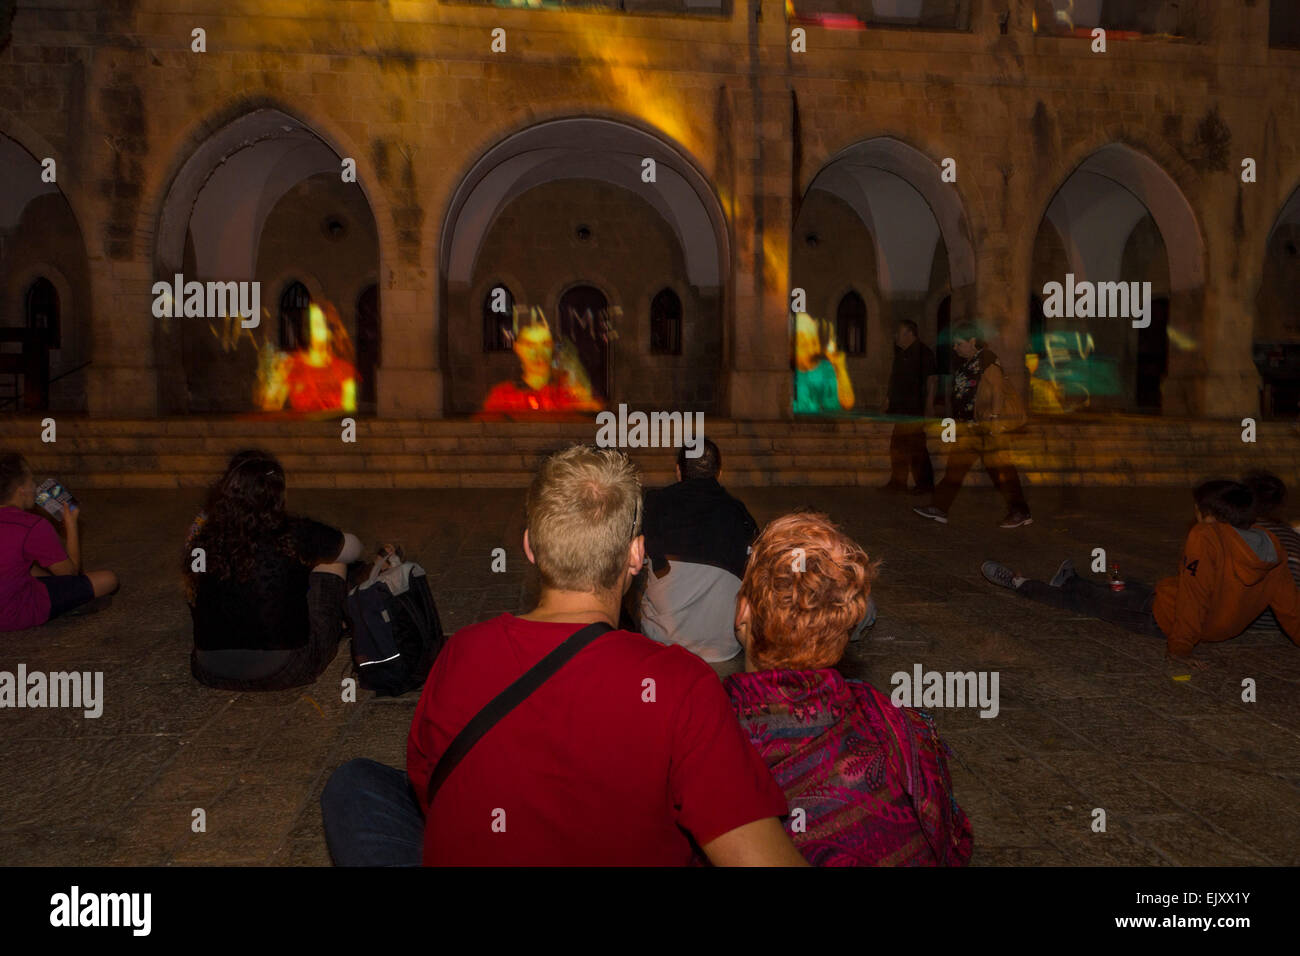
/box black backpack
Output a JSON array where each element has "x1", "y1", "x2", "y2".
[{"x1": 346, "y1": 562, "x2": 446, "y2": 697}]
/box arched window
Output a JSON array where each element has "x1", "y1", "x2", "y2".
[
  {"x1": 24, "y1": 277, "x2": 60, "y2": 348},
  {"x1": 649, "y1": 287, "x2": 682, "y2": 355},
  {"x1": 835, "y1": 290, "x2": 866, "y2": 356},
  {"x1": 278, "y1": 281, "x2": 311, "y2": 352},
  {"x1": 483, "y1": 284, "x2": 515, "y2": 352}
]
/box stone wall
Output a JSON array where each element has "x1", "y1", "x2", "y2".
[
  {"x1": 0, "y1": 0, "x2": 1296, "y2": 420},
  {"x1": 0, "y1": 191, "x2": 92, "y2": 411},
  {"x1": 449, "y1": 178, "x2": 722, "y2": 414}
]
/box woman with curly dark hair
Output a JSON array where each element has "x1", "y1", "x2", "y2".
[{"x1": 183, "y1": 449, "x2": 362, "y2": 690}]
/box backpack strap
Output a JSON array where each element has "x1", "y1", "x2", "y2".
[{"x1": 423, "y1": 620, "x2": 613, "y2": 809}]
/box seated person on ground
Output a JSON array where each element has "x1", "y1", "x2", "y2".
[
  {"x1": 1240, "y1": 470, "x2": 1300, "y2": 635},
  {"x1": 725, "y1": 512, "x2": 972, "y2": 866},
  {"x1": 982, "y1": 479, "x2": 1300, "y2": 659},
  {"x1": 638, "y1": 438, "x2": 758, "y2": 665},
  {"x1": 320, "y1": 444, "x2": 807, "y2": 867},
  {"x1": 0, "y1": 453, "x2": 119, "y2": 632},
  {"x1": 183, "y1": 449, "x2": 363, "y2": 691}
]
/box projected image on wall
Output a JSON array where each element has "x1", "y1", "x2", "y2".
[
  {"x1": 480, "y1": 307, "x2": 605, "y2": 415},
  {"x1": 257, "y1": 302, "x2": 359, "y2": 414},
  {"x1": 792, "y1": 312, "x2": 856, "y2": 416},
  {"x1": 1024, "y1": 328, "x2": 1123, "y2": 414}
]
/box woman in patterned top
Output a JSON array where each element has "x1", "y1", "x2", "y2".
[{"x1": 724, "y1": 512, "x2": 973, "y2": 866}]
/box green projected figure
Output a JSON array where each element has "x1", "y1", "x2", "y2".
[{"x1": 793, "y1": 312, "x2": 855, "y2": 415}]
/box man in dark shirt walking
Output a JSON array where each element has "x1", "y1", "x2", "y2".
[{"x1": 881, "y1": 320, "x2": 937, "y2": 495}]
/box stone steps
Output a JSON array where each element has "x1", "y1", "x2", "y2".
[{"x1": 2, "y1": 416, "x2": 1297, "y2": 489}]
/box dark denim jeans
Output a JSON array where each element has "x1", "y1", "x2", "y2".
[
  {"x1": 320, "y1": 758, "x2": 425, "y2": 866},
  {"x1": 1016, "y1": 574, "x2": 1166, "y2": 639},
  {"x1": 888, "y1": 419, "x2": 935, "y2": 491}
]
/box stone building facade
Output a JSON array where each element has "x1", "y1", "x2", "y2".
[{"x1": 1, "y1": 0, "x2": 1299, "y2": 420}]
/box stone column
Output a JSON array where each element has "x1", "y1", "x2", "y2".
[
  {"x1": 1185, "y1": 1, "x2": 1272, "y2": 419},
  {"x1": 83, "y1": 55, "x2": 160, "y2": 419},
  {"x1": 377, "y1": 258, "x2": 441, "y2": 418},
  {"x1": 726, "y1": 0, "x2": 794, "y2": 421}
]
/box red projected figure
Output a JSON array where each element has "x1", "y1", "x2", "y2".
[
  {"x1": 259, "y1": 302, "x2": 358, "y2": 413},
  {"x1": 481, "y1": 309, "x2": 601, "y2": 414}
]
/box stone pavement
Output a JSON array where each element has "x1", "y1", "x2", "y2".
[{"x1": 2, "y1": 483, "x2": 1298, "y2": 866}]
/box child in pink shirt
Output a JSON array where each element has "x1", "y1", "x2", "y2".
[{"x1": 0, "y1": 453, "x2": 118, "y2": 631}]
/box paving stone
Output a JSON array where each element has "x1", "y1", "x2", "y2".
[
  {"x1": 2, "y1": 485, "x2": 1297, "y2": 865},
  {"x1": 1174, "y1": 716, "x2": 1300, "y2": 769},
  {"x1": 1124, "y1": 819, "x2": 1273, "y2": 867}
]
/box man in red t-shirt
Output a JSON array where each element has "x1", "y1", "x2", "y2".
[{"x1": 322, "y1": 445, "x2": 804, "y2": 866}]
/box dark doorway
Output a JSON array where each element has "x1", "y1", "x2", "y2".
[
  {"x1": 1135, "y1": 297, "x2": 1169, "y2": 411},
  {"x1": 13, "y1": 277, "x2": 58, "y2": 408},
  {"x1": 934, "y1": 295, "x2": 952, "y2": 412},
  {"x1": 483, "y1": 284, "x2": 514, "y2": 353},
  {"x1": 355, "y1": 284, "x2": 380, "y2": 409},
  {"x1": 557, "y1": 284, "x2": 611, "y2": 401},
  {"x1": 278, "y1": 281, "x2": 311, "y2": 352},
  {"x1": 935, "y1": 296, "x2": 952, "y2": 373},
  {"x1": 649, "y1": 288, "x2": 683, "y2": 355},
  {"x1": 1028, "y1": 294, "x2": 1046, "y2": 359},
  {"x1": 835, "y1": 290, "x2": 867, "y2": 356},
  {"x1": 25, "y1": 277, "x2": 60, "y2": 349}
]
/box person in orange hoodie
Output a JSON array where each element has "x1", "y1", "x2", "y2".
[{"x1": 980, "y1": 480, "x2": 1300, "y2": 659}]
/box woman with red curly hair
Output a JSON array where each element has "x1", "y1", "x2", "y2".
[{"x1": 725, "y1": 512, "x2": 973, "y2": 866}]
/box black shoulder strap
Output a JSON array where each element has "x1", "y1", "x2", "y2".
[{"x1": 423, "y1": 620, "x2": 613, "y2": 809}]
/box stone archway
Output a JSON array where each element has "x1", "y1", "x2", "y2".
[
  {"x1": 792, "y1": 136, "x2": 976, "y2": 414},
  {"x1": 439, "y1": 117, "x2": 730, "y2": 416},
  {"x1": 153, "y1": 108, "x2": 379, "y2": 414},
  {"x1": 1030, "y1": 143, "x2": 1204, "y2": 415},
  {"x1": 0, "y1": 133, "x2": 93, "y2": 411}
]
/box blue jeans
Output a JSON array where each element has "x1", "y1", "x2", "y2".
[{"x1": 320, "y1": 758, "x2": 425, "y2": 866}]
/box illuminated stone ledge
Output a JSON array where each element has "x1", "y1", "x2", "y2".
[{"x1": 6, "y1": 416, "x2": 1297, "y2": 488}]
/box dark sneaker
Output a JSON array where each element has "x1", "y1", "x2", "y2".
[
  {"x1": 981, "y1": 561, "x2": 1020, "y2": 590},
  {"x1": 999, "y1": 512, "x2": 1033, "y2": 529},
  {"x1": 913, "y1": 506, "x2": 948, "y2": 524},
  {"x1": 879, "y1": 482, "x2": 908, "y2": 494},
  {"x1": 1049, "y1": 558, "x2": 1076, "y2": 588}
]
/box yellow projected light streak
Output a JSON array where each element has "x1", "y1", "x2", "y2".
[{"x1": 563, "y1": 26, "x2": 789, "y2": 292}]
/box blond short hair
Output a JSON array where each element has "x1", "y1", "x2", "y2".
[{"x1": 526, "y1": 445, "x2": 642, "y2": 593}]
